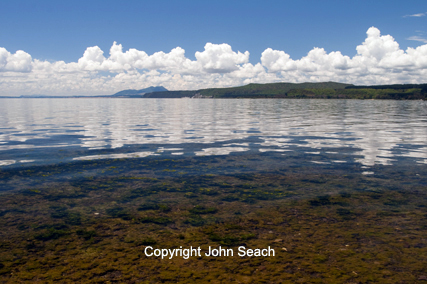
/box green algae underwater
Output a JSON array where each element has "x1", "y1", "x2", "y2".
[{"x1": 0, "y1": 153, "x2": 427, "y2": 283}]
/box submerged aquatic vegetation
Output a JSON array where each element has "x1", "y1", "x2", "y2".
[
  {"x1": 0, "y1": 154, "x2": 426, "y2": 283},
  {"x1": 189, "y1": 205, "x2": 218, "y2": 215}
]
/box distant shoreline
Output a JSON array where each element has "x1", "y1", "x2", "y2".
[
  {"x1": 1, "y1": 97, "x2": 426, "y2": 100},
  {"x1": 2, "y1": 81, "x2": 427, "y2": 100}
]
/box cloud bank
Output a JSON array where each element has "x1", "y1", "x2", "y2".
[{"x1": 1, "y1": 27, "x2": 427, "y2": 96}]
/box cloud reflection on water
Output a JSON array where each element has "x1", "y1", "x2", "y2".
[{"x1": 0, "y1": 98, "x2": 426, "y2": 167}]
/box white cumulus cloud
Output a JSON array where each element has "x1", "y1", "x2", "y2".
[
  {"x1": 0, "y1": 48, "x2": 32, "y2": 72},
  {"x1": 261, "y1": 27, "x2": 427, "y2": 84},
  {"x1": 195, "y1": 43, "x2": 249, "y2": 73},
  {"x1": 1, "y1": 26, "x2": 427, "y2": 96},
  {"x1": 356, "y1": 27, "x2": 400, "y2": 61}
]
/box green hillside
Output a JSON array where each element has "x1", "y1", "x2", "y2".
[
  {"x1": 144, "y1": 82, "x2": 352, "y2": 98},
  {"x1": 143, "y1": 82, "x2": 427, "y2": 100},
  {"x1": 197, "y1": 82, "x2": 352, "y2": 98}
]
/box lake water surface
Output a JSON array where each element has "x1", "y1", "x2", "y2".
[
  {"x1": 1, "y1": 98, "x2": 426, "y2": 169},
  {"x1": 1, "y1": 98, "x2": 427, "y2": 282}
]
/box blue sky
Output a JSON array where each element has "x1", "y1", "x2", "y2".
[{"x1": 1, "y1": 0, "x2": 427, "y2": 95}]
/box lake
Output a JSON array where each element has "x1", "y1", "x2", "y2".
[
  {"x1": 1, "y1": 98, "x2": 427, "y2": 282},
  {"x1": 1, "y1": 98, "x2": 426, "y2": 168}
]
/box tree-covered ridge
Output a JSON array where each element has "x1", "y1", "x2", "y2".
[
  {"x1": 144, "y1": 82, "x2": 352, "y2": 98},
  {"x1": 346, "y1": 83, "x2": 427, "y2": 90},
  {"x1": 282, "y1": 87, "x2": 426, "y2": 100},
  {"x1": 143, "y1": 82, "x2": 427, "y2": 100},
  {"x1": 199, "y1": 82, "x2": 352, "y2": 98}
]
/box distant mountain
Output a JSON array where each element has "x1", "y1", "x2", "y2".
[{"x1": 111, "y1": 86, "x2": 168, "y2": 97}]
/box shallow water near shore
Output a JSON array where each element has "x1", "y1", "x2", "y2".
[{"x1": 0, "y1": 98, "x2": 426, "y2": 283}]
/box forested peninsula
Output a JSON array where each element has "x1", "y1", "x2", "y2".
[
  {"x1": 3, "y1": 82, "x2": 426, "y2": 99},
  {"x1": 143, "y1": 82, "x2": 427, "y2": 100}
]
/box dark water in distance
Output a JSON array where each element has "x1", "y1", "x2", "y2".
[{"x1": 0, "y1": 98, "x2": 426, "y2": 171}]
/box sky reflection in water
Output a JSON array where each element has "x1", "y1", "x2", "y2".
[{"x1": 0, "y1": 98, "x2": 426, "y2": 169}]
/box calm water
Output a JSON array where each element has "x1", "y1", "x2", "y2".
[
  {"x1": 2, "y1": 99, "x2": 427, "y2": 283},
  {"x1": 0, "y1": 98, "x2": 426, "y2": 170}
]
